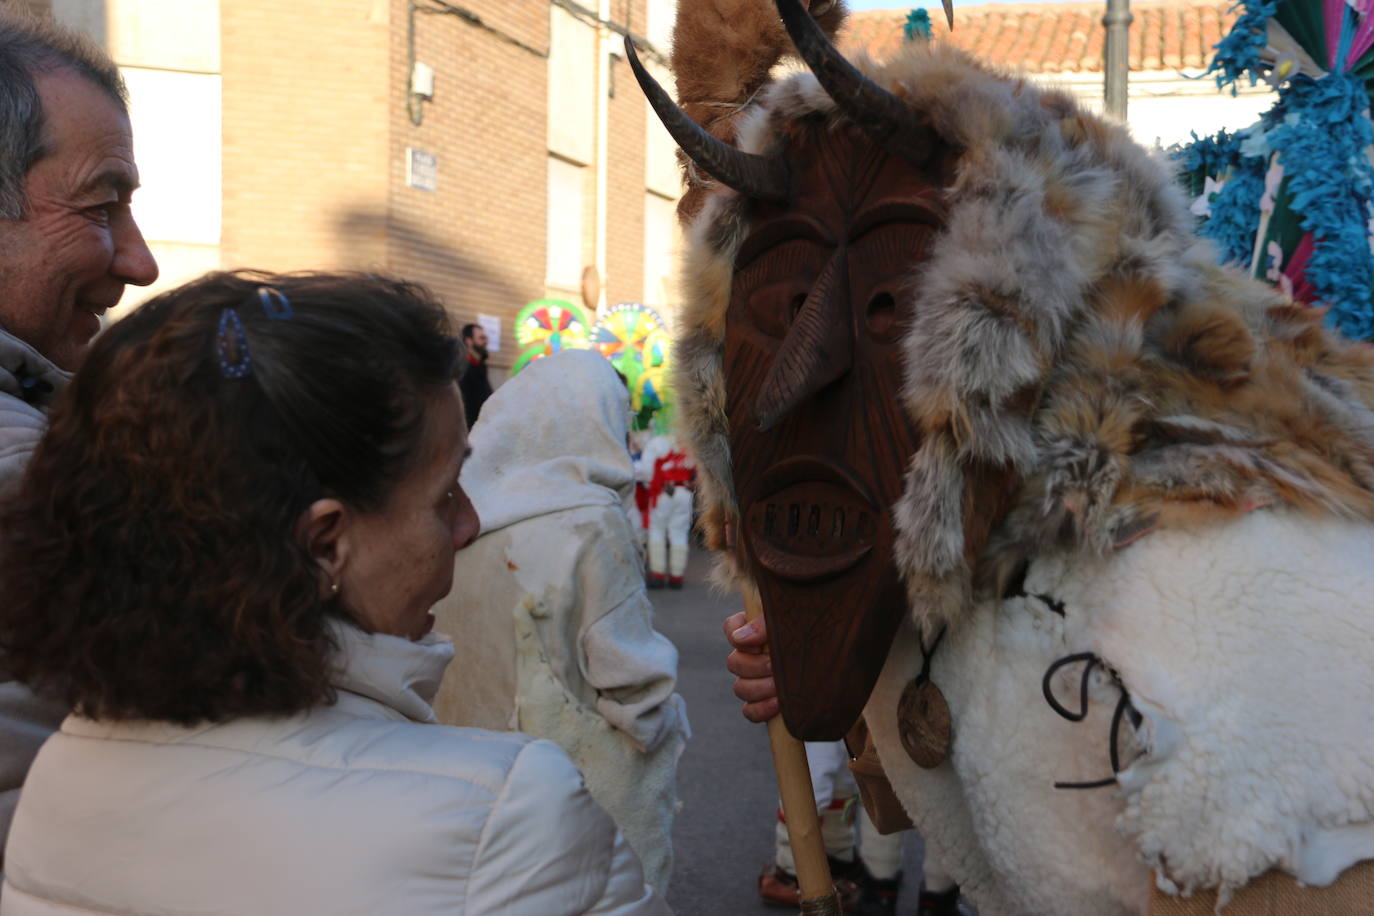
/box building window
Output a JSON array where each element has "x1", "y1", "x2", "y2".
[
  {"x1": 643, "y1": 58, "x2": 681, "y2": 199},
  {"x1": 547, "y1": 156, "x2": 587, "y2": 291},
  {"x1": 547, "y1": 5, "x2": 596, "y2": 165},
  {"x1": 643, "y1": 191, "x2": 680, "y2": 313}
]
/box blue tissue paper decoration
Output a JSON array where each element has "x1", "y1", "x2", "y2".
[{"x1": 1174, "y1": 0, "x2": 1374, "y2": 339}]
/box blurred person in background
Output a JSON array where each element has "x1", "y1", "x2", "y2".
[
  {"x1": 637, "y1": 433, "x2": 694, "y2": 589},
  {"x1": 726, "y1": 612, "x2": 968, "y2": 916},
  {"x1": 758, "y1": 739, "x2": 910, "y2": 915},
  {"x1": 458, "y1": 321, "x2": 492, "y2": 427}
]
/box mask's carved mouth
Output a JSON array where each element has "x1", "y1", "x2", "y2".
[{"x1": 745, "y1": 457, "x2": 881, "y2": 582}]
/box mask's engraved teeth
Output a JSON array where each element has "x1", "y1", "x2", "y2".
[{"x1": 762, "y1": 501, "x2": 863, "y2": 547}]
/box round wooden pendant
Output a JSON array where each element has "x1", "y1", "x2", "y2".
[{"x1": 897, "y1": 678, "x2": 951, "y2": 769}]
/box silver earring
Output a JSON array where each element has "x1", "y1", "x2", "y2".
[{"x1": 330, "y1": 582, "x2": 340, "y2": 595}]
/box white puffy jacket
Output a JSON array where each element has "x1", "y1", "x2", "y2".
[{"x1": 0, "y1": 622, "x2": 669, "y2": 916}]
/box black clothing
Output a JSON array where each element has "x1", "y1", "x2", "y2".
[{"x1": 460, "y1": 357, "x2": 493, "y2": 427}]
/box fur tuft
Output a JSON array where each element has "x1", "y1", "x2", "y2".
[
  {"x1": 670, "y1": 0, "x2": 848, "y2": 218},
  {"x1": 670, "y1": 35, "x2": 1374, "y2": 634}
]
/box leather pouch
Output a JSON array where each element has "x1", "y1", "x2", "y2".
[{"x1": 844, "y1": 716, "x2": 914, "y2": 835}]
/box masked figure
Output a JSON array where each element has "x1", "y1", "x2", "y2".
[{"x1": 632, "y1": 1, "x2": 1374, "y2": 912}]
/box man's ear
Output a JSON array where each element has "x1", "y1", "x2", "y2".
[{"x1": 299, "y1": 498, "x2": 350, "y2": 598}]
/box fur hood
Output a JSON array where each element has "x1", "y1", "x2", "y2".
[{"x1": 672, "y1": 38, "x2": 1374, "y2": 635}]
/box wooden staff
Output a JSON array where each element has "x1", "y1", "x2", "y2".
[{"x1": 744, "y1": 589, "x2": 842, "y2": 915}]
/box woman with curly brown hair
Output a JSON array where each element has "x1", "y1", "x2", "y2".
[{"x1": 0, "y1": 271, "x2": 667, "y2": 916}]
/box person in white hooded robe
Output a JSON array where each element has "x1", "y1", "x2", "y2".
[{"x1": 431, "y1": 349, "x2": 690, "y2": 893}]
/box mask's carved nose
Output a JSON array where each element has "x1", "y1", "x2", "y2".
[{"x1": 753, "y1": 247, "x2": 854, "y2": 431}]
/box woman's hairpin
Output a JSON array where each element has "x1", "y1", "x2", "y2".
[
  {"x1": 257, "y1": 286, "x2": 293, "y2": 320},
  {"x1": 217, "y1": 307, "x2": 252, "y2": 379}
]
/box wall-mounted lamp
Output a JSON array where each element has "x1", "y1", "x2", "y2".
[{"x1": 411, "y1": 61, "x2": 435, "y2": 101}]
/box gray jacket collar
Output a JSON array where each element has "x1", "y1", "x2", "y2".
[{"x1": 0, "y1": 325, "x2": 71, "y2": 411}]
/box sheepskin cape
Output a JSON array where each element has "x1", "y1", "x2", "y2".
[
  {"x1": 862, "y1": 509, "x2": 1374, "y2": 913},
  {"x1": 672, "y1": 37, "x2": 1374, "y2": 635}
]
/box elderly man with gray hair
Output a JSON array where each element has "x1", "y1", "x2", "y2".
[{"x1": 0, "y1": 9, "x2": 158, "y2": 869}]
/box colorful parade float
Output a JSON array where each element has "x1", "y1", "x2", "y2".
[
  {"x1": 591, "y1": 302, "x2": 675, "y2": 425},
  {"x1": 510, "y1": 298, "x2": 676, "y2": 430},
  {"x1": 632, "y1": 0, "x2": 1374, "y2": 912},
  {"x1": 510, "y1": 298, "x2": 594, "y2": 376}
]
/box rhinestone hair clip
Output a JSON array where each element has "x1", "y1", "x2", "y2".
[
  {"x1": 216, "y1": 286, "x2": 293, "y2": 379},
  {"x1": 216, "y1": 307, "x2": 251, "y2": 379}
]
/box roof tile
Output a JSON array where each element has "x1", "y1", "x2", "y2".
[{"x1": 840, "y1": 0, "x2": 1241, "y2": 74}]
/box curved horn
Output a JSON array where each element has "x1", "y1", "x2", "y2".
[
  {"x1": 775, "y1": 0, "x2": 935, "y2": 165},
  {"x1": 624, "y1": 36, "x2": 791, "y2": 204}
]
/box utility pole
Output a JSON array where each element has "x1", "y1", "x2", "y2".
[
  {"x1": 593, "y1": 0, "x2": 612, "y2": 318},
  {"x1": 1103, "y1": 0, "x2": 1132, "y2": 119}
]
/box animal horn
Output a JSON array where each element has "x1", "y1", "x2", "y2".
[
  {"x1": 624, "y1": 36, "x2": 790, "y2": 204},
  {"x1": 775, "y1": 0, "x2": 935, "y2": 165}
]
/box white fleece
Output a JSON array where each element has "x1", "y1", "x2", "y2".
[
  {"x1": 867, "y1": 599, "x2": 1151, "y2": 915},
  {"x1": 1031, "y1": 509, "x2": 1374, "y2": 904},
  {"x1": 867, "y1": 509, "x2": 1374, "y2": 914}
]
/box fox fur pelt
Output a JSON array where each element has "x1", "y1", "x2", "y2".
[{"x1": 672, "y1": 37, "x2": 1374, "y2": 636}]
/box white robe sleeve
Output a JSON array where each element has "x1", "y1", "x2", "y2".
[{"x1": 579, "y1": 591, "x2": 689, "y2": 755}]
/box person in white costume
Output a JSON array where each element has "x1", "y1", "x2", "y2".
[
  {"x1": 431, "y1": 349, "x2": 689, "y2": 893},
  {"x1": 758, "y1": 740, "x2": 910, "y2": 913},
  {"x1": 641, "y1": 435, "x2": 694, "y2": 588}
]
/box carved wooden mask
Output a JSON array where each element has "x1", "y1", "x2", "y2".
[{"x1": 725, "y1": 120, "x2": 947, "y2": 740}]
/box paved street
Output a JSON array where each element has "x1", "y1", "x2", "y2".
[{"x1": 651, "y1": 552, "x2": 927, "y2": 915}]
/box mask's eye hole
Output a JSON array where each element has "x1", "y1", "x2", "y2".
[
  {"x1": 737, "y1": 238, "x2": 827, "y2": 340},
  {"x1": 866, "y1": 291, "x2": 897, "y2": 336},
  {"x1": 744, "y1": 284, "x2": 809, "y2": 339}
]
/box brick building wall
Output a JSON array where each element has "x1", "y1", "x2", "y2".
[
  {"x1": 388, "y1": 0, "x2": 671, "y2": 372},
  {"x1": 387, "y1": 0, "x2": 549, "y2": 371},
  {"x1": 220, "y1": 0, "x2": 391, "y2": 272},
  {"x1": 604, "y1": 1, "x2": 649, "y2": 310},
  {"x1": 23, "y1": 0, "x2": 682, "y2": 377}
]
